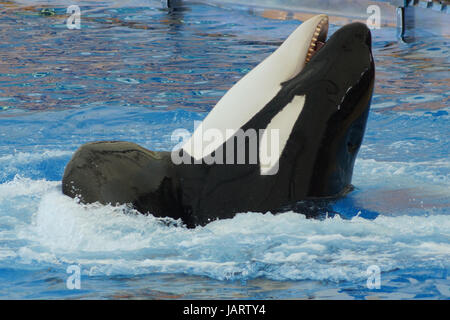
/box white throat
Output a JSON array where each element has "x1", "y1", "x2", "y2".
[{"x1": 182, "y1": 14, "x2": 328, "y2": 164}]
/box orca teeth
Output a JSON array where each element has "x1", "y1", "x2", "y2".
[{"x1": 305, "y1": 16, "x2": 329, "y2": 64}]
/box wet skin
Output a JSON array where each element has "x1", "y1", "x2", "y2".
[{"x1": 62, "y1": 22, "x2": 375, "y2": 227}]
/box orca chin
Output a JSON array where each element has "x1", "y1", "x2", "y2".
[{"x1": 62, "y1": 15, "x2": 375, "y2": 227}]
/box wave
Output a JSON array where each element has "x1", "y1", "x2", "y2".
[{"x1": 0, "y1": 174, "x2": 448, "y2": 282}]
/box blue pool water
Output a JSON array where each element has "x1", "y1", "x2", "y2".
[{"x1": 0, "y1": 1, "x2": 449, "y2": 299}]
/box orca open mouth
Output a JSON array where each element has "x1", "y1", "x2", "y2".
[
  {"x1": 305, "y1": 16, "x2": 328, "y2": 64},
  {"x1": 180, "y1": 14, "x2": 332, "y2": 161}
]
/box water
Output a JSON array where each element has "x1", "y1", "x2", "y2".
[{"x1": 0, "y1": 1, "x2": 449, "y2": 299}]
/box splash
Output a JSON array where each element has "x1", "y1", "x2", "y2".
[{"x1": 0, "y1": 173, "x2": 448, "y2": 282}]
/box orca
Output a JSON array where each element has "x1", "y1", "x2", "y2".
[{"x1": 62, "y1": 15, "x2": 375, "y2": 227}]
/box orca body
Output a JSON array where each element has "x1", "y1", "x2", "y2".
[{"x1": 62, "y1": 15, "x2": 375, "y2": 227}]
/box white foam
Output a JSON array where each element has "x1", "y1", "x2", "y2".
[
  {"x1": 11, "y1": 191, "x2": 450, "y2": 281},
  {"x1": 354, "y1": 158, "x2": 450, "y2": 187},
  {"x1": 0, "y1": 150, "x2": 72, "y2": 165},
  {"x1": 0, "y1": 151, "x2": 448, "y2": 282},
  {"x1": 0, "y1": 175, "x2": 59, "y2": 199}
]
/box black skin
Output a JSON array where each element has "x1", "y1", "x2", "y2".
[{"x1": 62, "y1": 22, "x2": 375, "y2": 228}]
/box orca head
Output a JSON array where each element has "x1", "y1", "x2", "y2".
[
  {"x1": 181, "y1": 14, "x2": 333, "y2": 162},
  {"x1": 178, "y1": 16, "x2": 375, "y2": 200},
  {"x1": 281, "y1": 21, "x2": 375, "y2": 198}
]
